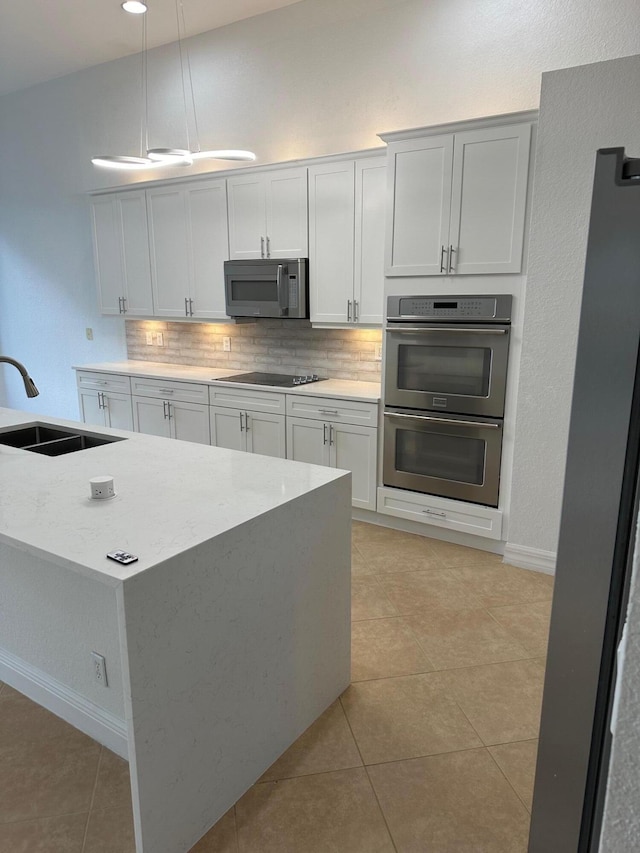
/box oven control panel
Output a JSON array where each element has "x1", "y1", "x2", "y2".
[{"x1": 388, "y1": 294, "x2": 512, "y2": 322}]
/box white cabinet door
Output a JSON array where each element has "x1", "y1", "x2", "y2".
[
  {"x1": 170, "y1": 401, "x2": 211, "y2": 445},
  {"x1": 228, "y1": 168, "x2": 308, "y2": 260},
  {"x1": 330, "y1": 422, "x2": 377, "y2": 511},
  {"x1": 265, "y1": 168, "x2": 308, "y2": 258},
  {"x1": 354, "y1": 158, "x2": 386, "y2": 325},
  {"x1": 103, "y1": 392, "x2": 134, "y2": 431},
  {"x1": 118, "y1": 193, "x2": 154, "y2": 315},
  {"x1": 91, "y1": 192, "x2": 152, "y2": 316},
  {"x1": 448, "y1": 124, "x2": 531, "y2": 274},
  {"x1": 245, "y1": 411, "x2": 286, "y2": 458},
  {"x1": 227, "y1": 175, "x2": 266, "y2": 259},
  {"x1": 186, "y1": 179, "x2": 229, "y2": 319},
  {"x1": 385, "y1": 134, "x2": 454, "y2": 276},
  {"x1": 147, "y1": 187, "x2": 191, "y2": 317},
  {"x1": 78, "y1": 389, "x2": 105, "y2": 428},
  {"x1": 210, "y1": 405, "x2": 245, "y2": 452},
  {"x1": 308, "y1": 161, "x2": 355, "y2": 324},
  {"x1": 286, "y1": 417, "x2": 329, "y2": 466},
  {"x1": 132, "y1": 396, "x2": 172, "y2": 439}
]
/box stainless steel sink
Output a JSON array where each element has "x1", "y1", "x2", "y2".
[{"x1": 0, "y1": 423, "x2": 125, "y2": 456}]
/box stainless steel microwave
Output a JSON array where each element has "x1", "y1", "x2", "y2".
[{"x1": 224, "y1": 259, "x2": 308, "y2": 319}]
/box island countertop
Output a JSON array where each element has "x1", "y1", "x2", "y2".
[{"x1": 0, "y1": 407, "x2": 348, "y2": 586}]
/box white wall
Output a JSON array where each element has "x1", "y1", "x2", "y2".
[
  {"x1": 1, "y1": 0, "x2": 639, "y2": 418},
  {"x1": 507, "y1": 55, "x2": 640, "y2": 557}
]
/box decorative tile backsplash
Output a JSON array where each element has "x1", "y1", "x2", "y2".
[{"x1": 126, "y1": 320, "x2": 382, "y2": 383}]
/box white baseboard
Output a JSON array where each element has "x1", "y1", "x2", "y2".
[
  {"x1": 503, "y1": 542, "x2": 556, "y2": 575},
  {"x1": 0, "y1": 648, "x2": 128, "y2": 759}
]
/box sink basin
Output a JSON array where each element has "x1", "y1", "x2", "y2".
[{"x1": 0, "y1": 423, "x2": 125, "y2": 456}]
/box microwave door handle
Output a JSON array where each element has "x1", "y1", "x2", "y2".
[{"x1": 276, "y1": 264, "x2": 288, "y2": 316}]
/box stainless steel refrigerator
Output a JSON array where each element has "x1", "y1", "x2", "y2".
[{"x1": 528, "y1": 147, "x2": 640, "y2": 851}]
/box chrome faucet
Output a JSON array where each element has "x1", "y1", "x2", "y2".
[{"x1": 0, "y1": 356, "x2": 39, "y2": 398}]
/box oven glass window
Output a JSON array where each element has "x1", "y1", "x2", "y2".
[
  {"x1": 397, "y1": 345, "x2": 491, "y2": 397},
  {"x1": 396, "y1": 428, "x2": 486, "y2": 485},
  {"x1": 231, "y1": 280, "x2": 279, "y2": 303}
]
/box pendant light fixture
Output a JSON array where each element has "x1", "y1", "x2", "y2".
[{"x1": 92, "y1": 1, "x2": 256, "y2": 170}]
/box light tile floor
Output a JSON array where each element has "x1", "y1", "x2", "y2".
[{"x1": 0, "y1": 521, "x2": 554, "y2": 852}]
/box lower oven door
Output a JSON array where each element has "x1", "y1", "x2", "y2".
[{"x1": 383, "y1": 409, "x2": 503, "y2": 507}]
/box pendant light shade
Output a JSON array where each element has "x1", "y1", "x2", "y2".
[{"x1": 92, "y1": 1, "x2": 256, "y2": 171}]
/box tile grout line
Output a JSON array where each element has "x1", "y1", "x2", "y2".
[
  {"x1": 485, "y1": 744, "x2": 534, "y2": 815},
  {"x1": 338, "y1": 693, "x2": 399, "y2": 853},
  {"x1": 80, "y1": 745, "x2": 104, "y2": 853}
]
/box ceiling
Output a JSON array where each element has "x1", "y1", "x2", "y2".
[{"x1": 0, "y1": 0, "x2": 302, "y2": 97}]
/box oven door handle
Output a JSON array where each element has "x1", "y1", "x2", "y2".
[
  {"x1": 384, "y1": 411, "x2": 501, "y2": 430},
  {"x1": 385, "y1": 325, "x2": 508, "y2": 334}
]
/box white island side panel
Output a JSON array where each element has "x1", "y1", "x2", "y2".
[{"x1": 118, "y1": 476, "x2": 351, "y2": 853}]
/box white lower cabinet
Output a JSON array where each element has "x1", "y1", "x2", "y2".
[
  {"x1": 210, "y1": 406, "x2": 286, "y2": 458},
  {"x1": 129, "y1": 377, "x2": 211, "y2": 444},
  {"x1": 76, "y1": 372, "x2": 134, "y2": 431},
  {"x1": 286, "y1": 415, "x2": 377, "y2": 511}
]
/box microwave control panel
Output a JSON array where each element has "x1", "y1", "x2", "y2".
[{"x1": 289, "y1": 275, "x2": 298, "y2": 309}]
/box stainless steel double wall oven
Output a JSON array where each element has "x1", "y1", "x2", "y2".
[{"x1": 383, "y1": 295, "x2": 512, "y2": 507}]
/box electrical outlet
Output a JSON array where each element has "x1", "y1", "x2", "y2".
[
  {"x1": 85, "y1": 327, "x2": 94, "y2": 341},
  {"x1": 374, "y1": 343, "x2": 383, "y2": 361},
  {"x1": 223, "y1": 336, "x2": 231, "y2": 352},
  {"x1": 146, "y1": 332, "x2": 154, "y2": 346},
  {"x1": 155, "y1": 332, "x2": 164, "y2": 347},
  {"x1": 91, "y1": 652, "x2": 108, "y2": 687}
]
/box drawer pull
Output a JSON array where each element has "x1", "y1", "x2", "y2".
[
  {"x1": 158, "y1": 388, "x2": 175, "y2": 394},
  {"x1": 318, "y1": 409, "x2": 339, "y2": 415},
  {"x1": 422, "y1": 509, "x2": 447, "y2": 518}
]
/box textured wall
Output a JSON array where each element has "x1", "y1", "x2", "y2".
[
  {"x1": 2, "y1": 0, "x2": 640, "y2": 417},
  {"x1": 507, "y1": 55, "x2": 640, "y2": 556},
  {"x1": 600, "y1": 514, "x2": 640, "y2": 850},
  {"x1": 126, "y1": 320, "x2": 382, "y2": 382}
]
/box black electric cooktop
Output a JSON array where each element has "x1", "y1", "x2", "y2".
[{"x1": 216, "y1": 372, "x2": 327, "y2": 387}]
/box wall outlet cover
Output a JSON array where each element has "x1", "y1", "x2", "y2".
[{"x1": 146, "y1": 332, "x2": 154, "y2": 346}]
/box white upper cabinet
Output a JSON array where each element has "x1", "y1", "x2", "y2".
[
  {"x1": 384, "y1": 120, "x2": 532, "y2": 276},
  {"x1": 227, "y1": 167, "x2": 308, "y2": 260},
  {"x1": 90, "y1": 191, "x2": 154, "y2": 316},
  {"x1": 309, "y1": 155, "x2": 385, "y2": 325},
  {"x1": 147, "y1": 178, "x2": 229, "y2": 319},
  {"x1": 448, "y1": 124, "x2": 531, "y2": 274},
  {"x1": 385, "y1": 135, "x2": 453, "y2": 277}
]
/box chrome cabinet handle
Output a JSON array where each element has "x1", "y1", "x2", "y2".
[
  {"x1": 347, "y1": 300, "x2": 352, "y2": 322},
  {"x1": 422, "y1": 509, "x2": 447, "y2": 518},
  {"x1": 440, "y1": 245, "x2": 447, "y2": 273},
  {"x1": 162, "y1": 400, "x2": 168, "y2": 419},
  {"x1": 323, "y1": 423, "x2": 328, "y2": 445},
  {"x1": 97, "y1": 392, "x2": 104, "y2": 409},
  {"x1": 244, "y1": 412, "x2": 250, "y2": 431},
  {"x1": 158, "y1": 388, "x2": 175, "y2": 394},
  {"x1": 384, "y1": 411, "x2": 500, "y2": 430},
  {"x1": 189, "y1": 298, "x2": 194, "y2": 316},
  {"x1": 386, "y1": 326, "x2": 507, "y2": 335},
  {"x1": 266, "y1": 236, "x2": 271, "y2": 258},
  {"x1": 318, "y1": 409, "x2": 339, "y2": 415},
  {"x1": 260, "y1": 236, "x2": 265, "y2": 258},
  {"x1": 239, "y1": 411, "x2": 244, "y2": 432},
  {"x1": 448, "y1": 245, "x2": 456, "y2": 273},
  {"x1": 354, "y1": 300, "x2": 359, "y2": 323},
  {"x1": 329, "y1": 424, "x2": 334, "y2": 446},
  {"x1": 185, "y1": 297, "x2": 189, "y2": 317}
]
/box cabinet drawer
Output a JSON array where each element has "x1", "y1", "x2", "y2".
[
  {"x1": 76, "y1": 371, "x2": 132, "y2": 395},
  {"x1": 376, "y1": 486, "x2": 503, "y2": 541},
  {"x1": 286, "y1": 395, "x2": 378, "y2": 427},
  {"x1": 130, "y1": 376, "x2": 209, "y2": 405},
  {"x1": 209, "y1": 385, "x2": 286, "y2": 414}
]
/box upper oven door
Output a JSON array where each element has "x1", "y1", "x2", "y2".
[{"x1": 384, "y1": 323, "x2": 510, "y2": 417}]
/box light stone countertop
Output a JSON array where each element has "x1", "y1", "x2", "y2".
[
  {"x1": 73, "y1": 361, "x2": 381, "y2": 403},
  {"x1": 0, "y1": 407, "x2": 347, "y2": 586}
]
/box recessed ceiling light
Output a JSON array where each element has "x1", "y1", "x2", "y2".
[{"x1": 121, "y1": 1, "x2": 148, "y2": 14}]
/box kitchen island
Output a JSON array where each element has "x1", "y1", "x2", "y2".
[{"x1": 0, "y1": 407, "x2": 351, "y2": 853}]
